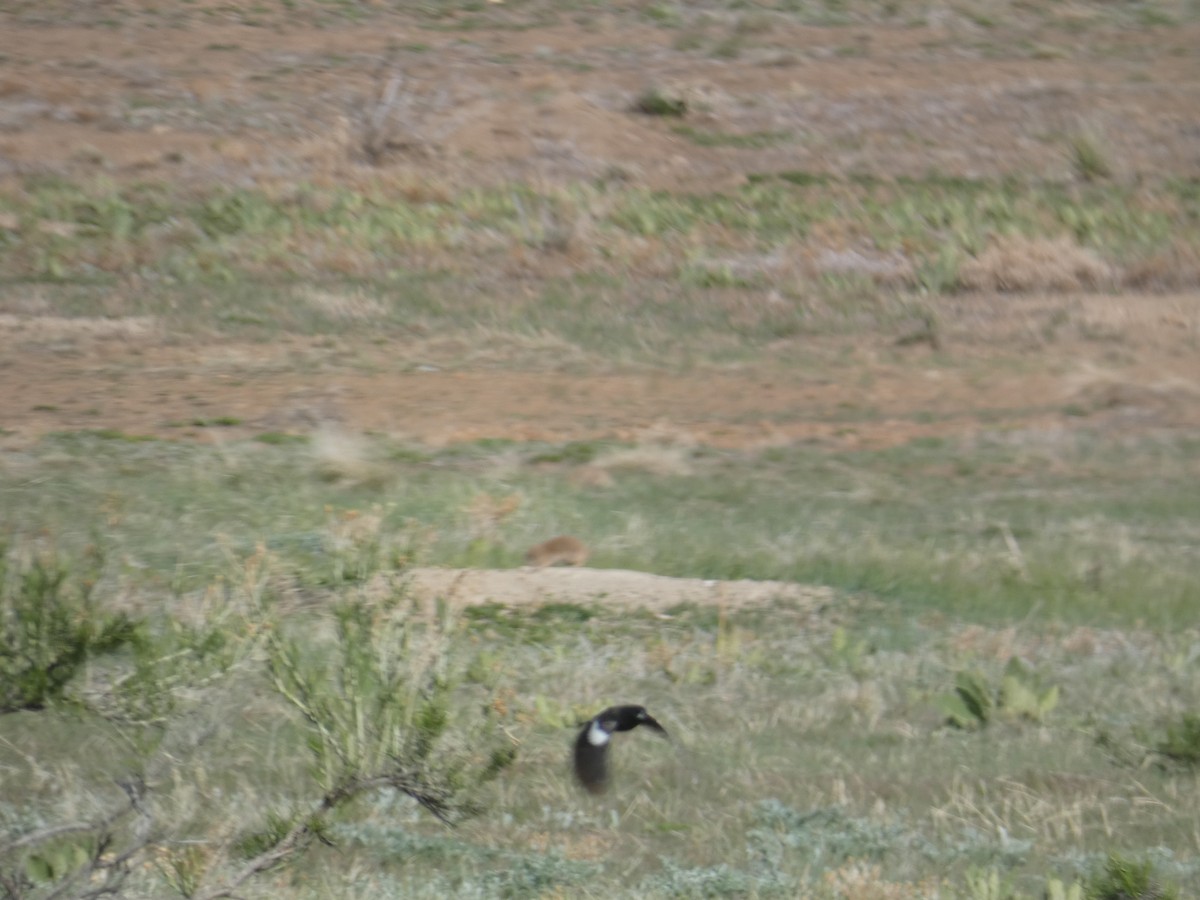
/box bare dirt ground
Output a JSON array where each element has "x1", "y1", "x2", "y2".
[
  {"x1": 1, "y1": 5, "x2": 1197, "y2": 453},
  {"x1": 401, "y1": 566, "x2": 837, "y2": 615}
]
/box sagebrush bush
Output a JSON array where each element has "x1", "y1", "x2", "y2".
[
  {"x1": 0, "y1": 545, "x2": 138, "y2": 713},
  {"x1": 0, "y1": 548, "x2": 516, "y2": 900}
]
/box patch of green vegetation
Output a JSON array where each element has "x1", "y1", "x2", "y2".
[
  {"x1": 631, "y1": 87, "x2": 688, "y2": 117},
  {"x1": 0, "y1": 544, "x2": 515, "y2": 898},
  {"x1": 1134, "y1": 7, "x2": 1176, "y2": 26},
  {"x1": 1087, "y1": 854, "x2": 1179, "y2": 900},
  {"x1": 1156, "y1": 714, "x2": 1200, "y2": 771},
  {"x1": 939, "y1": 658, "x2": 1060, "y2": 730},
  {"x1": 749, "y1": 169, "x2": 835, "y2": 187},
  {"x1": 255, "y1": 431, "x2": 310, "y2": 445},
  {"x1": 0, "y1": 520, "x2": 1198, "y2": 898},
  {"x1": 4, "y1": 431, "x2": 1196, "y2": 629},
  {"x1": 1069, "y1": 131, "x2": 1113, "y2": 183},
  {"x1": 463, "y1": 601, "x2": 598, "y2": 644},
  {"x1": 65, "y1": 427, "x2": 156, "y2": 442},
  {"x1": 641, "y1": 2, "x2": 683, "y2": 27},
  {"x1": 2, "y1": 171, "x2": 1192, "y2": 359},
  {"x1": 0, "y1": 547, "x2": 138, "y2": 713},
  {"x1": 386, "y1": 444, "x2": 433, "y2": 464},
  {"x1": 531, "y1": 602, "x2": 596, "y2": 624},
  {"x1": 527, "y1": 440, "x2": 604, "y2": 465},
  {"x1": 671, "y1": 125, "x2": 792, "y2": 149}
]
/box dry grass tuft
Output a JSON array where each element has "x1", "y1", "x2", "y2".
[
  {"x1": 466, "y1": 491, "x2": 523, "y2": 539},
  {"x1": 620, "y1": 421, "x2": 701, "y2": 449},
  {"x1": 0, "y1": 313, "x2": 159, "y2": 342},
  {"x1": 822, "y1": 862, "x2": 942, "y2": 900},
  {"x1": 325, "y1": 506, "x2": 385, "y2": 554},
  {"x1": 1063, "y1": 369, "x2": 1200, "y2": 423},
  {"x1": 590, "y1": 444, "x2": 694, "y2": 477},
  {"x1": 310, "y1": 425, "x2": 389, "y2": 485},
  {"x1": 959, "y1": 234, "x2": 1113, "y2": 293},
  {"x1": 1121, "y1": 237, "x2": 1200, "y2": 290},
  {"x1": 301, "y1": 287, "x2": 387, "y2": 322},
  {"x1": 810, "y1": 244, "x2": 914, "y2": 285},
  {"x1": 568, "y1": 466, "x2": 616, "y2": 489}
]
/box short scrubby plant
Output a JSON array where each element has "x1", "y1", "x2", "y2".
[
  {"x1": 1068, "y1": 132, "x2": 1112, "y2": 183},
  {"x1": 1155, "y1": 713, "x2": 1200, "y2": 771},
  {"x1": 1086, "y1": 854, "x2": 1178, "y2": 900},
  {"x1": 239, "y1": 593, "x2": 517, "y2": 893},
  {"x1": 1, "y1": 543, "x2": 516, "y2": 900},
  {"x1": 632, "y1": 87, "x2": 688, "y2": 117},
  {"x1": 0, "y1": 545, "x2": 138, "y2": 713}
]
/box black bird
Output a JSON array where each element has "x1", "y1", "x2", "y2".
[{"x1": 573, "y1": 705, "x2": 669, "y2": 794}]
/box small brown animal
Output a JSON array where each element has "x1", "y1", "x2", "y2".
[{"x1": 524, "y1": 535, "x2": 589, "y2": 568}]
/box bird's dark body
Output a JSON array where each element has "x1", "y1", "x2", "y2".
[{"x1": 573, "y1": 704, "x2": 668, "y2": 794}]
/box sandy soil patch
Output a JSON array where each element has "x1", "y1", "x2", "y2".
[{"x1": 401, "y1": 566, "x2": 836, "y2": 615}]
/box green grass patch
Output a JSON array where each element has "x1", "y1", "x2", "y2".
[
  {"x1": 671, "y1": 126, "x2": 793, "y2": 149},
  {"x1": 1, "y1": 537, "x2": 1197, "y2": 898},
  {"x1": 255, "y1": 431, "x2": 310, "y2": 446},
  {"x1": 2, "y1": 172, "x2": 1194, "y2": 360},
  {"x1": 2, "y1": 430, "x2": 1196, "y2": 629}
]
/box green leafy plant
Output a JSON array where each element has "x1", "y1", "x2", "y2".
[
  {"x1": 938, "y1": 658, "x2": 1058, "y2": 729},
  {"x1": 23, "y1": 839, "x2": 93, "y2": 886},
  {"x1": 939, "y1": 670, "x2": 995, "y2": 729},
  {"x1": 998, "y1": 656, "x2": 1060, "y2": 723}
]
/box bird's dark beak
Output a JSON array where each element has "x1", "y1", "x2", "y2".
[{"x1": 641, "y1": 714, "x2": 669, "y2": 739}]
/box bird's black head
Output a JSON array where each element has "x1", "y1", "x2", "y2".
[{"x1": 601, "y1": 704, "x2": 668, "y2": 738}]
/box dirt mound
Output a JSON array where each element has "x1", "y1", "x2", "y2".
[{"x1": 400, "y1": 567, "x2": 835, "y2": 614}]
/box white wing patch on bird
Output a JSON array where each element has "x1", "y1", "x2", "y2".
[{"x1": 586, "y1": 719, "x2": 612, "y2": 746}]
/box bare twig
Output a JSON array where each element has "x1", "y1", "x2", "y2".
[
  {"x1": 1, "y1": 776, "x2": 154, "y2": 900},
  {"x1": 191, "y1": 769, "x2": 455, "y2": 900}
]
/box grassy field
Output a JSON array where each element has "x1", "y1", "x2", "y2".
[
  {"x1": 2, "y1": 0, "x2": 1200, "y2": 897},
  {"x1": 4, "y1": 425, "x2": 1199, "y2": 627},
  {"x1": 3, "y1": 412, "x2": 1198, "y2": 898},
  {"x1": 2, "y1": 173, "x2": 1195, "y2": 358}
]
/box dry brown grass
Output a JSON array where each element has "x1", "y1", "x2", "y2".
[
  {"x1": 959, "y1": 234, "x2": 1114, "y2": 293},
  {"x1": 1121, "y1": 236, "x2": 1200, "y2": 291},
  {"x1": 466, "y1": 491, "x2": 523, "y2": 539},
  {"x1": 301, "y1": 287, "x2": 387, "y2": 322},
  {"x1": 821, "y1": 862, "x2": 942, "y2": 900},
  {"x1": 0, "y1": 313, "x2": 159, "y2": 341},
  {"x1": 588, "y1": 444, "x2": 694, "y2": 478},
  {"x1": 310, "y1": 425, "x2": 390, "y2": 486},
  {"x1": 809, "y1": 244, "x2": 915, "y2": 286}
]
